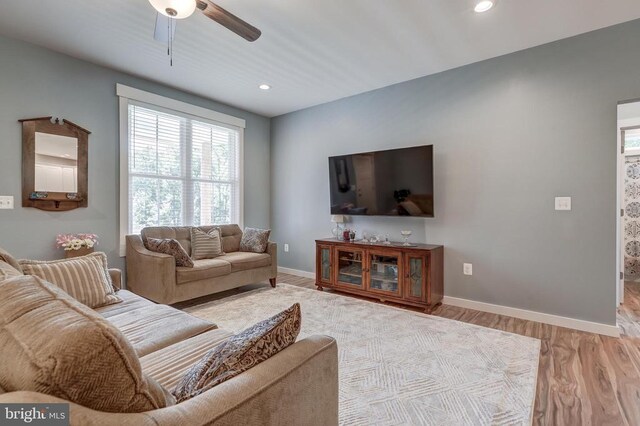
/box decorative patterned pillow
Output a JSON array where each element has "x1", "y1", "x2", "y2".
[
  {"x1": 145, "y1": 237, "x2": 194, "y2": 267},
  {"x1": 172, "y1": 303, "x2": 301, "y2": 402},
  {"x1": 191, "y1": 227, "x2": 224, "y2": 260},
  {"x1": 0, "y1": 274, "x2": 175, "y2": 413},
  {"x1": 239, "y1": 228, "x2": 271, "y2": 253},
  {"x1": 19, "y1": 252, "x2": 122, "y2": 309}
]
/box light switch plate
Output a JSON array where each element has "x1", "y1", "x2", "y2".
[
  {"x1": 555, "y1": 197, "x2": 571, "y2": 211},
  {"x1": 0, "y1": 196, "x2": 14, "y2": 209},
  {"x1": 463, "y1": 263, "x2": 473, "y2": 276}
]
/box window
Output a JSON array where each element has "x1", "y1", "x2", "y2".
[
  {"x1": 118, "y1": 85, "x2": 244, "y2": 255},
  {"x1": 625, "y1": 128, "x2": 640, "y2": 150}
]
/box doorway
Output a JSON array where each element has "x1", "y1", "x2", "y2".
[{"x1": 617, "y1": 101, "x2": 640, "y2": 336}]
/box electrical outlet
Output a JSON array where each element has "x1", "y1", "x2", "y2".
[
  {"x1": 463, "y1": 263, "x2": 473, "y2": 276},
  {"x1": 284, "y1": 243, "x2": 289, "y2": 252},
  {"x1": 0, "y1": 196, "x2": 14, "y2": 209},
  {"x1": 555, "y1": 196, "x2": 571, "y2": 211}
]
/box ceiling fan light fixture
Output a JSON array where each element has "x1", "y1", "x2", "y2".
[
  {"x1": 474, "y1": 0, "x2": 494, "y2": 13},
  {"x1": 259, "y1": 84, "x2": 271, "y2": 90},
  {"x1": 149, "y1": 0, "x2": 196, "y2": 19}
]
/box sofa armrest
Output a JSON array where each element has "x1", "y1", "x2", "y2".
[
  {"x1": 267, "y1": 241, "x2": 277, "y2": 279},
  {"x1": 108, "y1": 268, "x2": 122, "y2": 290},
  {"x1": 0, "y1": 335, "x2": 339, "y2": 426},
  {"x1": 125, "y1": 235, "x2": 176, "y2": 304}
]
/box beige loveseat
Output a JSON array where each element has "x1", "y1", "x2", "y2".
[
  {"x1": 0, "y1": 253, "x2": 339, "y2": 426},
  {"x1": 126, "y1": 225, "x2": 277, "y2": 304}
]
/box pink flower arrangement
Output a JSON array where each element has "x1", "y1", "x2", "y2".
[{"x1": 56, "y1": 234, "x2": 99, "y2": 251}]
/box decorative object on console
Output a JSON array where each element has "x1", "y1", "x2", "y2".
[
  {"x1": 172, "y1": 302, "x2": 301, "y2": 402},
  {"x1": 315, "y1": 238, "x2": 444, "y2": 313},
  {"x1": 349, "y1": 230, "x2": 356, "y2": 242},
  {"x1": 331, "y1": 215, "x2": 345, "y2": 239},
  {"x1": 400, "y1": 230, "x2": 413, "y2": 247},
  {"x1": 191, "y1": 227, "x2": 224, "y2": 260},
  {"x1": 19, "y1": 252, "x2": 122, "y2": 309},
  {"x1": 239, "y1": 227, "x2": 271, "y2": 253},
  {"x1": 144, "y1": 237, "x2": 194, "y2": 267},
  {"x1": 20, "y1": 117, "x2": 90, "y2": 211},
  {"x1": 56, "y1": 233, "x2": 98, "y2": 258},
  {"x1": 342, "y1": 229, "x2": 351, "y2": 241}
]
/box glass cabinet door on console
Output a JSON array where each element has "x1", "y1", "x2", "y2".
[
  {"x1": 367, "y1": 250, "x2": 402, "y2": 297},
  {"x1": 404, "y1": 254, "x2": 427, "y2": 301},
  {"x1": 317, "y1": 245, "x2": 333, "y2": 285},
  {"x1": 335, "y1": 248, "x2": 365, "y2": 289}
]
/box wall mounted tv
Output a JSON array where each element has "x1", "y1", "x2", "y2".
[{"x1": 329, "y1": 145, "x2": 433, "y2": 217}]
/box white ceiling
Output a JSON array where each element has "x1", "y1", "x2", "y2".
[{"x1": 1, "y1": 1, "x2": 640, "y2": 117}]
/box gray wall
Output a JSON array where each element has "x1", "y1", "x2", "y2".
[
  {"x1": 271, "y1": 19, "x2": 640, "y2": 326},
  {"x1": 0, "y1": 35, "x2": 271, "y2": 270}
]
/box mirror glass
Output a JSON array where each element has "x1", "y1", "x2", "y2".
[{"x1": 34, "y1": 132, "x2": 78, "y2": 193}]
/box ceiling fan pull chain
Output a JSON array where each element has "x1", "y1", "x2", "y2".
[{"x1": 170, "y1": 18, "x2": 174, "y2": 66}]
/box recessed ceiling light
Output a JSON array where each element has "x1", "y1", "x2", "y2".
[
  {"x1": 474, "y1": 0, "x2": 494, "y2": 13},
  {"x1": 259, "y1": 84, "x2": 271, "y2": 90}
]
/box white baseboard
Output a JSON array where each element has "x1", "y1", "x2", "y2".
[
  {"x1": 443, "y1": 296, "x2": 620, "y2": 337},
  {"x1": 278, "y1": 266, "x2": 620, "y2": 337},
  {"x1": 278, "y1": 266, "x2": 315, "y2": 280}
]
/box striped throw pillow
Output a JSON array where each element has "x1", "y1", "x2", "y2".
[
  {"x1": 191, "y1": 227, "x2": 224, "y2": 260},
  {"x1": 19, "y1": 252, "x2": 122, "y2": 308}
]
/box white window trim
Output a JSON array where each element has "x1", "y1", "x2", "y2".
[{"x1": 117, "y1": 84, "x2": 245, "y2": 256}]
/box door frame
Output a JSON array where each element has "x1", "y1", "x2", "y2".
[{"x1": 618, "y1": 123, "x2": 640, "y2": 306}]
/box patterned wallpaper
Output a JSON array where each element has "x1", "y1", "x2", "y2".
[{"x1": 624, "y1": 156, "x2": 640, "y2": 279}]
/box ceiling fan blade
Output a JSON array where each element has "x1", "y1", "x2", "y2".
[
  {"x1": 196, "y1": 0, "x2": 261, "y2": 42},
  {"x1": 154, "y1": 13, "x2": 176, "y2": 43}
]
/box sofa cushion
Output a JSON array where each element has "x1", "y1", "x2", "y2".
[
  {"x1": 0, "y1": 275, "x2": 175, "y2": 412},
  {"x1": 216, "y1": 252, "x2": 271, "y2": 273},
  {"x1": 0, "y1": 247, "x2": 22, "y2": 273},
  {"x1": 104, "y1": 303, "x2": 216, "y2": 357},
  {"x1": 140, "y1": 328, "x2": 234, "y2": 390},
  {"x1": 19, "y1": 252, "x2": 122, "y2": 309},
  {"x1": 145, "y1": 237, "x2": 194, "y2": 267},
  {"x1": 141, "y1": 225, "x2": 244, "y2": 257},
  {"x1": 176, "y1": 259, "x2": 232, "y2": 284},
  {"x1": 142, "y1": 226, "x2": 193, "y2": 256},
  {"x1": 0, "y1": 261, "x2": 22, "y2": 281},
  {"x1": 219, "y1": 224, "x2": 243, "y2": 252},
  {"x1": 191, "y1": 227, "x2": 224, "y2": 260},
  {"x1": 239, "y1": 228, "x2": 271, "y2": 253},
  {"x1": 172, "y1": 303, "x2": 301, "y2": 402},
  {"x1": 94, "y1": 289, "x2": 156, "y2": 318}
]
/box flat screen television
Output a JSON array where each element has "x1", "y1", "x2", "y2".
[{"x1": 329, "y1": 145, "x2": 433, "y2": 217}]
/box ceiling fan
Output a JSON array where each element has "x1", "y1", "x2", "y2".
[{"x1": 149, "y1": 0, "x2": 261, "y2": 44}]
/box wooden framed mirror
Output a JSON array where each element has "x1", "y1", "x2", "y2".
[{"x1": 20, "y1": 117, "x2": 90, "y2": 211}]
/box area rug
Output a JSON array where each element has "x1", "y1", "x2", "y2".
[{"x1": 185, "y1": 284, "x2": 540, "y2": 426}]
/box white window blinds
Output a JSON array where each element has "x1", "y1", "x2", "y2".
[{"x1": 127, "y1": 102, "x2": 241, "y2": 234}]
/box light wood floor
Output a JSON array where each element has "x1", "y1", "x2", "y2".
[{"x1": 180, "y1": 275, "x2": 640, "y2": 426}]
